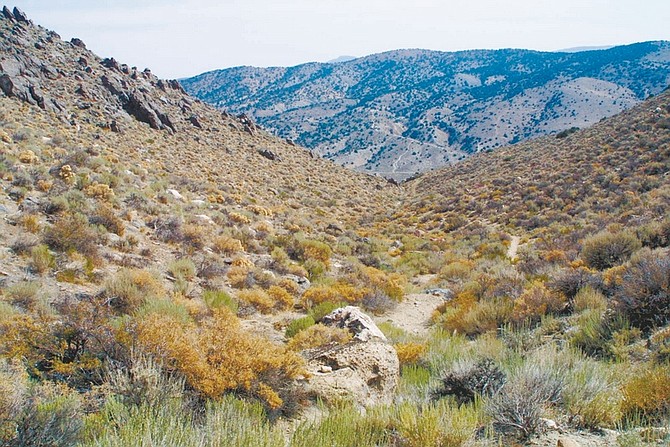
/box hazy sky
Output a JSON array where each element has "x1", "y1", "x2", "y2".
[{"x1": 10, "y1": 0, "x2": 670, "y2": 79}]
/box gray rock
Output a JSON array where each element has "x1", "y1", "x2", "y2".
[
  {"x1": 321, "y1": 306, "x2": 386, "y2": 342},
  {"x1": 12, "y1": 7, "x2": 28, "y2": 22},
  {"x1": 424, "y1": 288, "x2": 454, "y2": 301},
  {"x1": 258, "y1": 148, "x2": 281, "y2": 161}
]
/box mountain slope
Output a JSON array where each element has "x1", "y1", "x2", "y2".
[
  {"x1": 182, "y1": 43, "x2": 670, "y2": 180},
  {"x1": 0, "y1": 7, "x2": 396, "y2": 227}
]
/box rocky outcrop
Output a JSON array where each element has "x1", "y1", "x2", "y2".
[
  {"x1": 321, "y1": 306, "x2": 387, "y2": 342},
  {"x1": 301, "y1": 306, "x2": 399, "y2": 407}
]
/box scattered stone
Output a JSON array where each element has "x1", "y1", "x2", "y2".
[
  {"x1": 2, "y1": 6, "x2": 15, "y2": 20},
  {"x1": 541, "y1": 417, "x2": 559, "y2": 431},
  {"x1": 110, "y1": 120, "x2": 122, "y2": 133},
  {"x1": 12, "y1": 7, "x2": 28, "y2": 23},
  {"x1": 188, "y1": 114, "x2": 202, "y2": 128},
  {"x1": 166, "y1": 189, "x2": 184, "y2": 201},
  {"x1": 424, "y1": 288, "x2": 454, "y2": 301},
  {"x1": 321, "y1": 306, "x2": 386, "y2": 342},
  {"x1": 70, "y1": 37, "x2": 86, "y2": 49},
  {"x1": 258, "y1": 148, "x2": 281, "y2": 161},
  {"x1": 557, "y1": 438, "x2": 580, "y2": 447}
]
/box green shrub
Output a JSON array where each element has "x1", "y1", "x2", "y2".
[
  {"x1": 168, "y1": 258, "x2": 196, "y2": 281},
  {"x1": 30, "y1": 244, "x2": 55, "y2": 274},
  {"x1": 580, "y1": 231, "x2": 641, "y2": 270},
  {"x1": 203, "y1": 289, "x2": 238, "y2": 313},
  {"x1": 308, "y1": 300, "x2": 347, "y2": 322},
  {"x1": 285, "y1": 316, "x2": 315, "y2": 339}
]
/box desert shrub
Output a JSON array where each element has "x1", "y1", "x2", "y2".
[
  {"x1": 650, "y1": 327, "x2": 670, "y2": 363},
  {"x1": 227, "y1": 265, "x2": 251, "y2": 289},
  {"x1": 361, "y1": 290, "x2": 397, "y2": 315},
  {"x1": 435, "y1": 358, "x2": 505, "y2": 405},
  {"x1": 149, "y1": 216, "x2": 183, "y2": 244},
  {"x1": 10, "y1": 235, "x2": 39, "y2": 255},
  {"x1": 237, "y1": 288, "x2": 274, "y2": 314},
  {"x1": 168, "y1": 258, "x2": 196, "y2": 281},
  {"x1": 181, "y1": 223, "x2": 208, "y2": 250},
  {"x1": 395, "y1": 342, "x2": 428, "y2": 367},
  {"x1": 5, "y1": 281, "x2": 41, "y2": 309},
  {"x1": 569, "y1": 310, "x2": 613, "y2": 357},
  {"x1": 203, "y1": 289, "x2": 238, "y2": 313},
  {"x1": 462, "y1": 297, "x2": 514, "y2": 336},
  {"x1": 432, "y1": 291, "x2": 478, "y2": 335},
  {"x1": 308, "y1": 301, "x2": 347, "y2": 322},
  {"x1": 621, "y1": 363, "x2": 670, "y2": 421},
  {"x1": 562, "y1": 356, "x2": 623, "y2": 428},
  {"x1": 581, "y1": 231, "x2": 641, "y2": 270},
  {"x1": 301, "y1": 282, "x2": 366, "y2": 309},
  {"x1": 106, "y1": 352, "x2": 186, "y2": 408},
  {"x1": 439, "y1": 260, "x2": 473, "y2": 281},
  {"x1": 287, "y1": 324, "x2": 351, "y2": 351},
  {"x1": 276, "y1": 278, "x2": 300, "y2": 296},
  {"x1": 300, "y1": 239, "x2": 332, "y2": 267},
  {"x1": 44, "y1": 212, "x2": 100, "y2": 258},
  {"x1": 612, "y1": 250, "x2": 670, "y2": 332},
  {"x1": 290, "y1": 404, "x2": 390, "y2": 447},
  {"x1": 12, "y1": 382, "x2": 84, "y2": 447},
  {"x1": 104, "y1": 268, "x2": 164, "y2": 314},
  {"x1": 30, "y1": 244, "x2": 55, "y2": 274},
  {"x1": 637, "y1": 219, "x2": 670, "y2": 249},
  {"x1": 213, "y1": 235, "x2": 244, "y2": 255},
  {"x1": 303, "y1": 258, "x2": 327, "y2": 280},
  {"x1": 89, "y1": 203, "x2": 125, "y2": 236},
  {"x1": 267, "y1": 285, "x2": 293, "y2": 310},
  {"x1": 549, "y1": 267, "x2": 603, "y2": 305},
  {"x1": 136, "y1": 297, "x2": 193, "y2": 326},
  {"x1": 21, "y1": 214, "x2": 40, "y2": 233},
  {"x1": 0, "y1": 359, "x2": 28, "y2": 443},
  {"x1": 134, "y1": 308, "x2": 305, "y2": 410},
  {"x1": 573, "y1": 285, "x2": 607, "y2": 312},
  {"x1": 512, "y1": 282, "x2": 566, "y2": 325},
  {"x1": 285, "y1": 316, "x2": 316, "y2": 339}
]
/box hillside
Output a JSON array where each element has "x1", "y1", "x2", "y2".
[
  {"x1": 182, "y1": 43, "x2": 670, "y2": 180},
  {"x1": 2, "y1": 7, "x2": 670, "y2": 447}
]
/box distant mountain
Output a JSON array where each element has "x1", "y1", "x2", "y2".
[
  {"x1": 556, "y1": 45, "x2": 614, "y2": 53},
  {"x1": 182, "y1": 42, "x2": 670, "y2": 180},
  {"x1": 327, "y1": 55, "x2": 357, "y2": 64}
]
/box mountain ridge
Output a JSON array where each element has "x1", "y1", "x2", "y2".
[{"x1": 182, "y1": 41, "x2": 670, "y2": 180}]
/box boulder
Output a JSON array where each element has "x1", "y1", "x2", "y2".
[
  {"x1": 321, "y1": 306, "x2": 386, "y2": 342},
  {"x1": 302, "y1": 339, "x2": 399, "y2": 407},
  {"x1": 3, "y1": 6, "x2": 15, "y2": 20},
  {"x1": 258, "y1": 148, "x2": 281, "y2": 161},
  {"x1": 70, "y1": 38, "x2": 86, "y2": 49},
  {"x1": 301, "y1": 306, "x2": 399, "y2": 407},
  {"x1": 12, "y1": 7, "x2": 29, "y2": 23}
]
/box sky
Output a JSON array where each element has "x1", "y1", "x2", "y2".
[{"x1": 9, "y1": 0, "x2": 670, "y2": 79}]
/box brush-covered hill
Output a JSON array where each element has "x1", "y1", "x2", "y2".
[
  {"x1": 3, "y1": 7, "x2": 670, "y2": 447},
  {"x1": 182, "y1": 42, "x2": 670, "y2": 180}
]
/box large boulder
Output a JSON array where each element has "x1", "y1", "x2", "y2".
[
  {"x1": 321, "y1": 306, "x2": 387, "y2": 342},
  {"x1": 301, "y1": 306, "x2": 399, "y2": 407}
]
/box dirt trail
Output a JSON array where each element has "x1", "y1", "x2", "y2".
[
  {"x1": 374, "y1": 292, "x2": 445, "y2": 336},
  {"x1": 507, "y1": 235, "x2": 521, "y2": 260}
]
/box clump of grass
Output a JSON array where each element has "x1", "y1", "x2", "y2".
[
  {"x1": 30, "y1": 244, "x2": 55, "y2": 274},
  {"x1": 202, "y1": 289, "x2": 238, "y2": 313},
  {"x1": 5, "y1": 281, "x2": 41, "y2": 309},
  {"x1": 285, "y1": 316, "x2": 315, "y2": 339}
]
